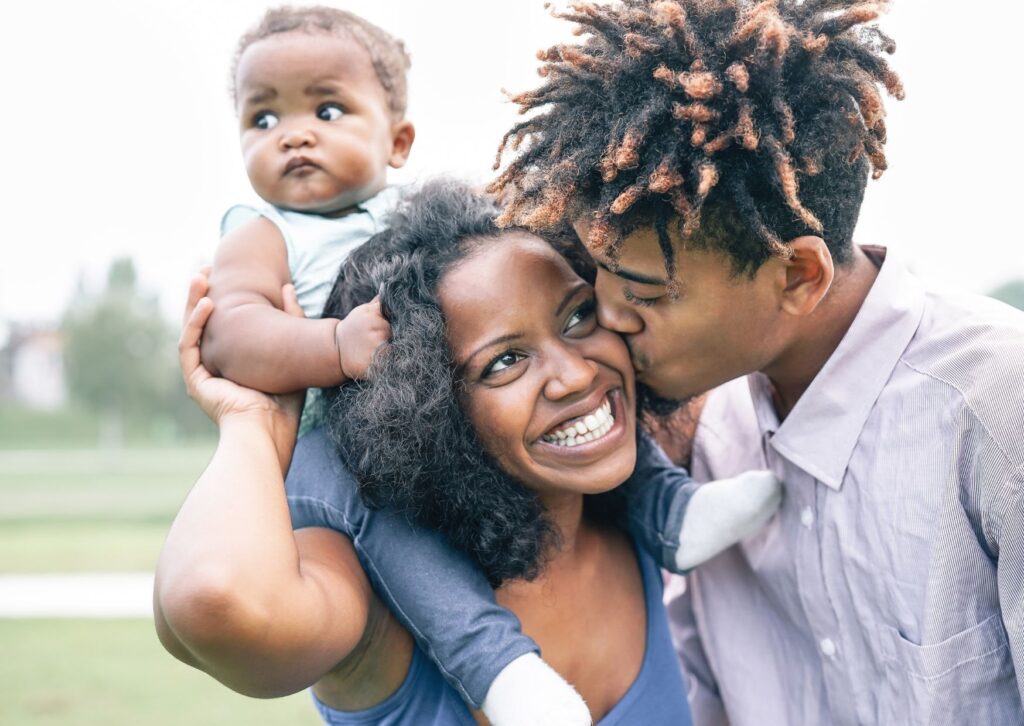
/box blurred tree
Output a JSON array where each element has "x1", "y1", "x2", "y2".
[
  {"x1": 62, "y1": 258, "x2": 184, "y2": 445},
  {"x1": 990, "y1": 280, "x2": 1024, "y2": 311}
]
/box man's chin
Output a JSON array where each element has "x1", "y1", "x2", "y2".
[{"x1": 635, "y1": 381, "x2": 688, "y2": 418}]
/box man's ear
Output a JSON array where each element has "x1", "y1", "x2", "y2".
[
  {"x1": 779, "y1": 236, "x2": 834, "y2": 317},
  {"x1": 388, "y1": 120, "x2": 416, "y2": 168}
]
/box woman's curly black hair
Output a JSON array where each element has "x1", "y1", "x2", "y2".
[
  {"x1": 319, "y1": 179, "x2": 612, "y2": 586},
  {"x1": 490, "y1": 0, "x2": 904, "y2": 282}
]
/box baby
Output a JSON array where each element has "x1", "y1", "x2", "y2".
[{"x1": 201, "y1": 6, "x2": 781, "y2": 726}]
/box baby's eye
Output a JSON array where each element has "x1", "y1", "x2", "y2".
[
  {"x1": 253, "y1": 111, "x2": 279, "y2": 130},
  {"x1": 317, "y1": 103, "x2": 344, "y2": 121},
  {"x1": 484, "y1": 351, "x2": 525, "y2": 377}
]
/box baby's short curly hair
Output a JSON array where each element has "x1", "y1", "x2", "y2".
[{"x1": 231, "y1": 5, "x2": 411, "y2": 116}]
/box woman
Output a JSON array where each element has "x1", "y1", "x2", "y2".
[{"x1": 155, "y1": 180, "x2": 693, "y2": 724}]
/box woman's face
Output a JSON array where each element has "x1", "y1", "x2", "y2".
[{"x1": 438, "y1": 232, "x2": 637, "y2": 497}]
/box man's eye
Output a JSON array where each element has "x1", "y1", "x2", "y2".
[
  {"x1": 253, "y1": 111, "x2": 279, "y2": 130},
  {"x1": 623, "y1": 288, "x2": 659, "y2": 308},
  {"x1": 484, "y1": 351, "x2": 524, "y2": 376},
  {"x1": 317, "y1": 103, "x2": 344, "y2": 121}
]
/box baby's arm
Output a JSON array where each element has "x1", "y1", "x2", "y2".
[
  {"x1": 202, "y1": 218, "x2": 383, "y2": 392},
  {"x1": 624, "y1": 432, "x2": 781, "y2": 573}
]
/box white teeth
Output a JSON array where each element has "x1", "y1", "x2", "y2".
[{"x1": 541, "y1": 395, "x2": 617, "y2": 447}]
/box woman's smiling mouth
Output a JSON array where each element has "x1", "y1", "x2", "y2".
[
  {"x1": 541, "y1": 395, "x2": 614, "y2": 447},
  {"x1": 533, "y1": 388, "x2": 629, "y2": 459}
]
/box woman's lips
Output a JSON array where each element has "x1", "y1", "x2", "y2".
[{"x1": 532, "y1": 388, "x2": 628, "y2": 458}]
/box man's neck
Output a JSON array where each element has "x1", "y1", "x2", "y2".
[{"x1": 762, "y1": 245, "x2": 883, "y2": 419}]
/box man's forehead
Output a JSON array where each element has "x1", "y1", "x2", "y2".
[{"x1": 581, "y1": 227, "x2": 673, "y2": 285}]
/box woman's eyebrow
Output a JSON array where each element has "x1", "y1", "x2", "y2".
[
  {"x1": 464, "y1": 333, "x2": 524, "y2": 369},
  {"x1": 596, "y1": 259, "x2": 666, "y2": 286},
  {"x1": 556, "y1": 282, "x2": 590, "y2": 317}
]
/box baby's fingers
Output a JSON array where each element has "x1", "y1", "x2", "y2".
[{"x1": 281, "y1": 283, "x2": 306, "y2": 319}]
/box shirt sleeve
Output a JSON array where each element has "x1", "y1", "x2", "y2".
[{"x1": 996, "y1": 469, "x2": 1024, "y2": 704}]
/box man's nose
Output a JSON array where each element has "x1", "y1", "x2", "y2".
[{"x1": 595, "y1": 270, "x2": 644, "y2": 336}]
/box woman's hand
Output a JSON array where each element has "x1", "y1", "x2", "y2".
[{"x1": 179, "y1": 270, "x2": 304, "y2": 440}]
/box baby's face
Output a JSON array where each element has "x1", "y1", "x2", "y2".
[{"x1": 235, "y1": 31, "x2": 404, "y2": 214}]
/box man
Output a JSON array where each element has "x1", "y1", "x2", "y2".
[{"x1": 491, "y1": 1, "x2": 1024, "y2": 723}]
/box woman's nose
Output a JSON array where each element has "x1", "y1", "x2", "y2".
[
  {"x1": 543, "y1": 346, "x2": 600, "y2": 401},
  {"x1": 595, "y1": 270, "x2": 644, "y2": 336}
]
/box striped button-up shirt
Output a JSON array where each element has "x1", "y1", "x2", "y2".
[{"x1": 664, "y1": 248, "x2": 1024, "y2": 725}]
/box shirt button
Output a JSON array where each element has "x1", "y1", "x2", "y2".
[
  {"x1": 800, "y1": 506, "x2": 815, "y2": 528},
  {"x1": 820, "y1": 638, "x2": 837, "y2": 658}
]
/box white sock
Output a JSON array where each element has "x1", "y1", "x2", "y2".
[
  {"x1": 675, "y1": 470, "x2": 782, "y2": 571},
  {"x1": 481, "y1": 652, "x2": 592, "y2": 726}
]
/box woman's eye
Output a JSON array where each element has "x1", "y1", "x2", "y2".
[
  {"x1": 484, "y1": 351, "x2": 524, "y2": 376},
  {"x1": 623, "y1": 288, "x2": 660, "y2": 308},
  {"x1": 565, "y1": 299, "x2": 597, "y2": 332},
  {"x1": 317, "y1": 103, "x2": 344, "y2": 121},
  {"x1": 253, "y1": 111, "x2": 279, "y2": 130}
]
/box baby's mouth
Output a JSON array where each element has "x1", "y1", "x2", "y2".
[
  {"x1": 284, "y1": 156, "x2": 320, "y2": 174},
  {"x1": 540, "y1": 394, "x2": 614, "y2": 448}
]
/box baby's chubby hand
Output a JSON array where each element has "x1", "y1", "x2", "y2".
[{"x1": 335, "y1": 297, "x2": 391, "y2": 381}]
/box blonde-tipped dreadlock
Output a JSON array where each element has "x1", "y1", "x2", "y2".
[{"x1": 490, "y1": 0, "x2": 903, "y2": 279}]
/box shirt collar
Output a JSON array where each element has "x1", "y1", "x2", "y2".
[
  {"x1": 748, "y1": 246, "x2": 926, "y2": 490},
  {"x1": 355, "y1": 185, "x2": 401, "y2": 224}
]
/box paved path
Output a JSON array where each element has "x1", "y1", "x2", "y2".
[{"x1": 0, "y1": 573, "x2": 153, "y2": 617}]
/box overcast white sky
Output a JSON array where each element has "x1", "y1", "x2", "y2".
[{"x1": 2, "y1": 0, "x2": 1022, "y2": 328}]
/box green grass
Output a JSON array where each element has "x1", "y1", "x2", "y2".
[
  {"x1": 0, "y1": 619, "x2": 319, "y2": 726},
  {"x1": 0, "y1": 446, "x2": 214, "y2": 572},
  {"x1": 0, "y1": 520, "x2": 171, "y2": 573}
]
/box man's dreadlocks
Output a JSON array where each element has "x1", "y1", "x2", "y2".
[{"x1": 490, "y1": 0, "x2": 904, "y2": 280}]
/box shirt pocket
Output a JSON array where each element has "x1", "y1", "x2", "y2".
[{"x1": 879, "y1": 613, "x2": 1020, "y2": 725}]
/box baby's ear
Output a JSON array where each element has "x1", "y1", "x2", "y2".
[{"x1": 389, "y1": 120, "x2": 416, "y2": 168}]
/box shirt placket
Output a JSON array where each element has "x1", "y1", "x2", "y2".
[{"x1": 766, "y1": 434, "x2": 857, "y2": 726}]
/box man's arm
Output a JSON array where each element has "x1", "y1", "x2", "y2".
[
  {"x1": 201, "y1": 217, "x2": 346, "y2": 392},
  {"x1": 996, "y1": 473, "x2": 1024, "y2": 705}
]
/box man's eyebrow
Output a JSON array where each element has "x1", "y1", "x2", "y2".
[
  {"x1": 243, "y1": 88, "x2": 277, "y2": 106},
  {"x1": 463, "y1": 333, "x2": 524, "y2": 371},
  {"x1": 595, "y1": 260, "x2": 667, "y2": 286}
]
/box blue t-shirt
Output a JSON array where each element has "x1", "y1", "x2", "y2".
[{"x1": 310, "y1": 542, "x2": 693, "y2": 725}]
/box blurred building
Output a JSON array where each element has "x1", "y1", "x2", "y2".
[{"x1": 0, "y1": 323, "x2": 67, "y2": 410}]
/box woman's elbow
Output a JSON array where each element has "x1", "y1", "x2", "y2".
[{"x1": 155, "y1": 566, "x2": 271, "y2": 654}]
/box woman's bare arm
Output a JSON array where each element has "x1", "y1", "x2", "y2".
[{"x1": 154, "y1": 277, "x2": 398, "y2": 699}]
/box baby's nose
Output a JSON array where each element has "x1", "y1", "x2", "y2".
[{"x1": 279, "y1": 127, "x2": 316, "y2": 149}]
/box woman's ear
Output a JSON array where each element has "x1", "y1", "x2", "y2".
[
  {"x1": 388, "y1": 120, "x2": 416, "y2": 169},
  {"x1": 779, "y1": 236, "x2": 834, "y2": 317}
]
